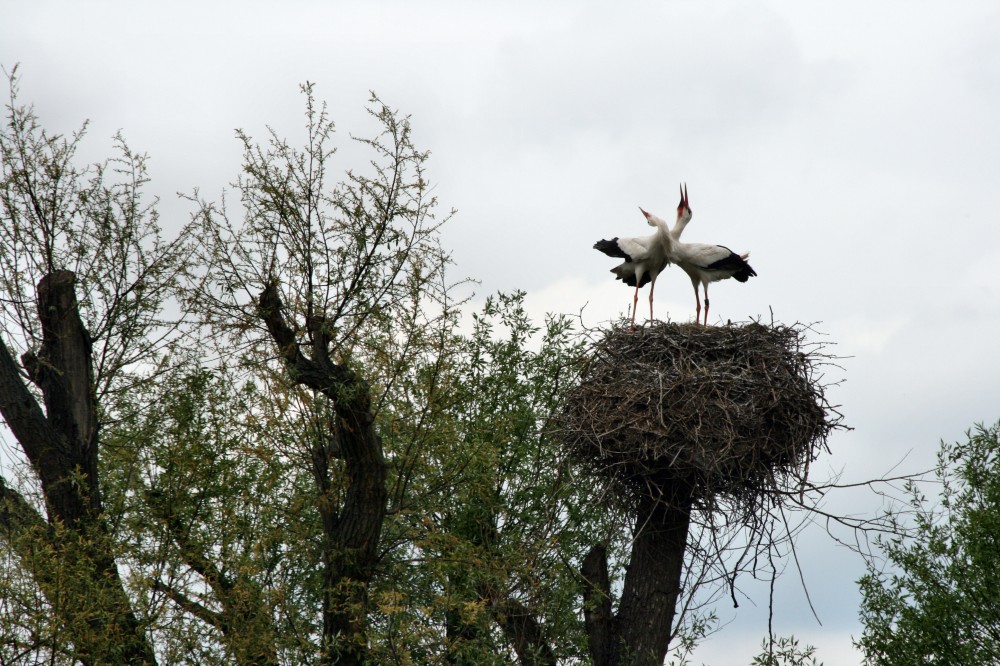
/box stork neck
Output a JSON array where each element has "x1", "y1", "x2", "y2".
[
  {"x1": 653, "y1": 219, "x2": 676, "y2": 252},
  {"x1": 672, "y1": 210, "x2": 692, "y2": 240}
]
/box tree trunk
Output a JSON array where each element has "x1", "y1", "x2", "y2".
[
  {"x1": 259, "y1": 284, "x2": 387, "y2": 665},
  {"x1": 582, "y1": 544, "x2": 617, "y2": 666},
  {"x1": 582, "y1": 483, "x2": 694, "y2": 666},
  {"x1": 616, "y1": 486, "x2": 693, "y2": 665},
  {"x1": 0, "y1": 270, "x2": 157, "y2": 665}
]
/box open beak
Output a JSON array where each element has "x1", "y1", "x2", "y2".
[{"x1": 676, "y1": 182, "x2": 690, "y2": 214}]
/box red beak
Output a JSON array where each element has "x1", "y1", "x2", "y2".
[
  {"x1": 639, "y1": 206, "x2": 651, "y2": 218},
  {"x1": 677, "y1": 182, "x2": 690, "y2": 211}
]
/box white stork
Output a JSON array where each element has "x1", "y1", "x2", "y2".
[
  {"x1": 671, "y1": 182, "x2": 693, "y2": 239},
  {"x1": 593, "y1": 207, "x2": 675, "y2": 331},
  {"x1": 643, "y1": 185, "x2": 757, "y2": 326}
]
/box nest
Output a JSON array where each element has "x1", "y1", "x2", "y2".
[{"x1": 558, "y1": 321, "x2": 841, "y2": 505}]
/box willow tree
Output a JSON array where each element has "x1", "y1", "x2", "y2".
[
  {"x1": 185, "y1": 83, "x2": 460, "y2": 664},
  {"x1": 366, "y1": 291, "x2": 616, "y2": 665},
  {"x1": 1, "y1": 74, "x2": 611, "y2": 664},
  {"x1": 858, "y1": 421, "x2": 1000, "y2": 665},
  {"x1": 0, "y1": 67, "x2": 189, "y2": 664}
]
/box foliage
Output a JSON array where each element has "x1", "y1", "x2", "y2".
[
  {"x1": 184, "y1": 81, "x2": 466, "y2": 664},
  {"x1": 0, "y1": 65, "x2": 190, "y2": 405},
  {"x1": 1, "y1": 65, "x2": 187, "y2": 665},
  {"x1": 101, "y1": 367, "x2": 304, "y2": 665},
  {"x1": 185, "y1": 82, "x2": 455, "y2": 386},
  {"x1": 856, "y1": 421, "x2": 1000, "y2": 665},
  {"x1": 750, "y1": 636, "x2": 822, "y2": 666},
  {"x1": 665, "y1": 612, "x2": 717, "y2": 666},
  {"x1": 370, "y1": 291, "x2": 609, "y2": 663}
]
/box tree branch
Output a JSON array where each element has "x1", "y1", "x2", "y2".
[
  {"x1": 582, "y1": 544, "x2": 616, "y2": 666},
  {"x1": 0, "y1": 476, "x2": 47, "y2": 543},
  {"x1": 257, "y1": 282, "x2": 387, "y2": 666},
  {"x1": 152, "y1": 579, "x2": 225, "y2": 631},
  {"x1": 493, "y1": 597, "x2": 557, "y2": 666},
  {"x1": 0, "y1": 337, "x2": 72, "y2": 492}
]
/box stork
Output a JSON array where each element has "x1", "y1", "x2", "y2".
[
  {"x1": 671, "y1": 182, "x2": 693, "y2": 239},
  {"x1": 593, "y1": 207, "x2": 675, "y2": 331},
  {"x1": 644, "y1": 185, "x2": 757, "y2": 326}
]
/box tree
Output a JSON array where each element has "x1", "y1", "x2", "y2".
[
  {"x1": 3, "y1": 73, "x2": 602, "y2": 664},
  {"x1": 185, "y1": 83, "x2": 461, "y2": 665},
  {"x1": 374, "y1": 291, "x2": 611, "y2": 665},
  {"x1": 3, "y1": 70, "x2": 870, "y2": 665},
  {"x1": 185, "y1": 85, "x2": 613, "y2": 658},
  {"x1": 0, "y1": 66, "x2": 188, "y2": 664},
  {"x1": 857, "y1": 420, "x2": 1000, "y2": 665}
]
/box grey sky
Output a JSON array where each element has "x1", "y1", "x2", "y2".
[{"x1": 4, "y1": 2, "x2": 1000, "y2": 662}]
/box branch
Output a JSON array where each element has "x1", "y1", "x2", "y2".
[
  {"x1": 257, "y1": 282, "x2": 304, "y2": 367},
  {"x1": 151, "y1": 495, "x2": 234, "y2": 601},
  {"x1": 493, "y1": 597, "x2": 557, "y2": 666},
  {"x1": 258, "y1": 282, "x2": 351, "y2": 395},
  {"x1": 0, "y1": 336, "x2": 72, "y2": 491},
  {"x1": 0, "y1": 476, "x2": 47, "y2": 542},
  {"x1": 581, "y1": 544, "x2": 616, "y2": 666},
  {"x1": 152, "y1": 579, "x2": 225, "y2": 631}
]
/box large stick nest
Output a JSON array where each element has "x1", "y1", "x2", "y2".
[{"x1": 558, "y1": 321, "x2": 842, "y2": 504}]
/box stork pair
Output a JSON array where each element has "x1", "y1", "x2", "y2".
[{"x1": 594, "y1": 184, "x2": 756, "y2": 330}]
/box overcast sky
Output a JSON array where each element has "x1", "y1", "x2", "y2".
[{"x1": 4, "y1": 2, "x2": 1000, "y2": 663}]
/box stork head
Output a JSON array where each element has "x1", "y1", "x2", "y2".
[
  {"x1": 639, "y1": 206, "x2": 658, "y2": 228},
  {"x1": 676, "y1": 182, "x2": 692, "y2": 222},
  {"x1": 639, "y1": 206, "x2": 672, "y2": 234}
]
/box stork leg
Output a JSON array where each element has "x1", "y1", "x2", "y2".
[
  {"x1": 692, "y1": 282, "x2": 701, "y2": 325},
  {"x1": 630, "y1": 284, "x2": 640, "y2": 332},
  {"x1": 703, "y1": 284, "x2": 710, "y2": 326},
  {"x1": 648, "y1": 278, "x2": 656, "y2": 324}
]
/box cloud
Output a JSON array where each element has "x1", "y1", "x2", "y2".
[{"x1": 827, "y1": 314, "x2": 909, "y2": 356}]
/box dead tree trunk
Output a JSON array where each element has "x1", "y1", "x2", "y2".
[
  {"x1": 583, "y1": 483, "x2": 694, "y2": 666},
  {"x1": 259, "y1": 283, "x2": 387, "y2": 666},
  {"x1": 0, "y1": 270, "x2": 157, "y2": 665}
]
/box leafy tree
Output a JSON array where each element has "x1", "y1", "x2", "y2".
[
  {"x1": 184, "y1": 82, "x2": 464, "y2": 665},
  {"x1": 371, "y1": 291, "x2": 613, "y2": 665},
  {"x1": 183, "y1": 83, "x2": 618, "y2": 664},
  {"x1": 0, "y1": 66, "x2": 189, "y2": 664},
  {"x1": 2, "y1": 71, "x2": 604, "y2": 664},
  {"x1": 857, "y1": 420, "x2": 1000, "y2": 665}
]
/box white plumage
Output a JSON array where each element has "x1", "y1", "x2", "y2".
[
  {"x1": 593, "y1": 207, "x2": 675, "y2": 331},
  {"x1": 595, "y1": 184, "x2": 756, "y2": 329},
  {"x1": 642, "y1": 185, "x2": 757, "y2": 325}
]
